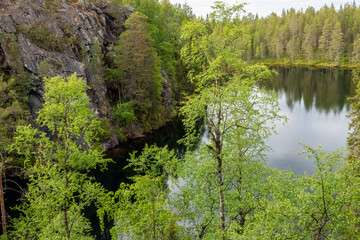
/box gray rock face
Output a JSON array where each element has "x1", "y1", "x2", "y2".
[
  {"x1": 0, "y1": 0, "x2": 132, "y2": 78},
  {"x1": 0, "y1": 0, "x2": 134, "y2": 149},
  {"x1": 100, "y1": 134, "x2": 119, "y2": 150}
]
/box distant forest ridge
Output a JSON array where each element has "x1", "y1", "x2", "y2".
[{"x1": 235, "y1": 2, "x2": 360, "y2": 66}]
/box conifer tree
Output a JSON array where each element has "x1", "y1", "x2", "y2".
[
  {"x1": 113, "y1": 12, "x2": 163, "y2": 125},
  {"x1": 8, "y1": 34, "x2": 30, "y2": 100},
  {"x1": 89, "y1": 37, "x2": 106, "y2": 101},
  {"x1": 353, "y1": 34, "x2": 360, "y2": 63},
  {"x1": 330, "y1": 21, "x2": 344, "y2": 62},
  {"x1": 319, "y1": 19, "x2": 333, "y2": 62},
  {"x1": 0, "y1": 76, "x2": 26, "y2": 236}
]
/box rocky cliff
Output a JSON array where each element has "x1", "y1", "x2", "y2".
[
  {"x1": 0, "y1": 0, "x2": 132, "y2": 113},
  {"x1": 0, "y1": 0, "x2": 135, "y2": 148}
]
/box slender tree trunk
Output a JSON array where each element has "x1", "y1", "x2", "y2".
[
  {"x1": 151, "y1": 180, "x2": 156, "y2": 240},
  {"x1": 217, "y1": 154, "x2": 225, "y2": 235},
  {"x1": 0, "y1": 165, "x2": 6, "y2": 235},
  {"x1": 63, "y1": 202, "x2": 70, "y2": 240},
  {"x1": 117, "y1": 83, "x2": 121, "y2": 104},
  {"x1": 214, "y1": 105, "x2": 225, "y2": 238},
  {"x1": 63, "y1": 170, "x2": 70, "y2": 240}
]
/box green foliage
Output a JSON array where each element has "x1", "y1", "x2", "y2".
[
  {"x1": 45, "y1": 0, "x2": 60, "y2": 11},
  {"x1": 3, "y1": 1, "x2": 359, "y2": 239},
  {"x1": 0, "y1": 76, "x2": 26, "y2": 152},
  {"x1": 347, "y1": 67, "x2": 360, "y2": 164},
  {"x1": 38, "y1": 59, "x2": 55, "y2": 79},
  {"x1": 16, "y1": 24, "x2": 63, "y2": 52},
  {"x1": 175, "y1": 77, "x2": 284, "y2": 238},
  {"x1": 0, "y1": 235, "x2": 7, "y2": 240},
  {"x1": 232, "y1": 2, "x2": 360, "y2": 66},
  {"x1": 102, "y1": 144, "x2": 179, "y2": 239},
  {"x1": 120, "y1": 0, "x2": 191, "y2": 100},
  {"x1": 98, "y1": 117, "x2": 112, "y2": 142},
  {"x1": 89, "y1": 37, "x2": 105, "y2": 87},
  {"x1": 104, "y1": 0, "x2": 193, "y2": 135},
  {"x1": 353, "y1": 34, "x2": 360, "y2": 63},
  {"x1": 45, "y1": 0, "x2": 57, "y2": 11},
  {"x1": 112, "y1": 102, "x2": 137, "y2": 126},
  {"x1": 10, "y1": 74, "x2": 110, "y2": 239},
  {"x1": 242, "y1": 146, "x2": 359, "y2": 239},
  {"x1": 209, "y1": 1, "x2": 245, "y2": 22},
  {"x1": 61, "y1": 23, "x2": 80, "y2": 47},
  {"x1": 173, "y1": 3, "x2": 286, "y2": 238},
  {"x1": 8, "y1": 34, "x2": 30, "y2": 99},
  {"x1": 87, "y1": 37, "x2": 107, "y2": 103},
  {"x1": 111, "y1": 11, "x2": 163, "y2": 124},
  {"x1": 174, "y1": 8, "x2": 359, "y2": 236},
  {"x1": 0, "y1": 75, "x2": 27, "y2": 236},
  {"x1": 126, "y1": 144, "x2": 178, "y2": 177}
]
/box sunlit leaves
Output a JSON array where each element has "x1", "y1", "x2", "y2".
[
  {"x1": 10, "y1": 74, "x2": 110, "y2": 239},
  {"x1": 109, "y1": 145, "x2": 179, "y2": 239},
  {"x1": 242, "y1": 147, "x2": 359, "y2": 239}
]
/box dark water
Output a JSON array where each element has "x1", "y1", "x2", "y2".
[
  {"x1": 74, "y1": 67, "x2": 355, "y2": 237},
  {"x1": 96, "y1": 119, "x2": 185, "y2": 191},
  {"x1": 7, "y1": 66, "x2": 353, "y2": 238},
  {"x1": 263, "y1": 67, "x2": 354, "y2": 174},
  {"x1": 90, "y1": 119, "x2": 186, "y2": 238},
  {"x1": 96, "y1": 66, "x2": 354, "y2": 187}
]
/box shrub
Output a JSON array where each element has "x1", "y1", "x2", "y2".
[
  {"x1": 112, "y1": 102, "x2": 137, "y2": 126},
  {"x1": 16, "y1": 24, "x2": 64, "y2": 52}
]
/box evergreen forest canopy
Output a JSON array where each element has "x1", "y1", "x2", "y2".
[
  {"x1": 0, "y1": 0, "x2": 360, "y2": 239},
  {"x1": 238, "y1": 1, "x2": 360, "y2": 66}
]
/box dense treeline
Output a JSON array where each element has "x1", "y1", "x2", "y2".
[
  {"x1": 2, "y1": 0, "x2": 360, "y2": 239},
  {"x1": 236, "y1": 2, "x2": 360, "y2": 66},
  {"x1": 0, "y1": 0, "x2": 192, "y2": 236},
  {"x1": 103, "y1": 0, "x2": 193, "y2": 138}
]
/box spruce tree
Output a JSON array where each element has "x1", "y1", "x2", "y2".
[{"x1": 113, "y1": 12, "x2": 163, "y2": 126}]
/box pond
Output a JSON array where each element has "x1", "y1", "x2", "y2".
[
  {"x1": 101, "y1": 67, "x2": 355, "y2": 183},
  {"x1": 263, "y1": 66, "x2": 354, "y2": 174},
  {"x1": 90, "y1": 66, "x2": 354, "y2": 237}
]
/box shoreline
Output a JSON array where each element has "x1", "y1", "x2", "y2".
[{"x1": 260, "y1": 61, "x2": 358, "y2": 70}]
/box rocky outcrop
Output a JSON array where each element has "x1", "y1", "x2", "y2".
[
  {"x1": 0, "y1": 0, "x2": 132, "y2": 75},
  {"x1": 0, "y1": 0, "x2": 135, "y2": 148},
  {"x1": 0, "y1": 0, "x2": 133, "y2": 116}
]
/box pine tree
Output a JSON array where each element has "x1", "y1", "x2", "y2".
[
  {"x1": 319, "y1": 18, "x2": 333, "y2": 62},
  {"x1": 38, "y1": 59, "x2": 55, "y2": 79},
  {"x1": 0, "y1": 76, "x2": 26, "y2": 236},
  {"x1": 330, "y1": 21, "x2": 344, "y2": 62},
  {"x1": 7, "y1": 34, "x2": 30, "y2": 100},
  {"x1": 352, "y1": 34, "x2": 360, "y2": 63},
  {"x1": 89, "y1": 37, "x2": 106, "y2": 101},
  {"x1": 113, "y1": 12, "x2": 163, "y2": 125}
]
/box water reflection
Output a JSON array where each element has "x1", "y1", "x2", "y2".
[
  {"x1": 263, "y1": 67, "x2": 354, "y2": 174},
  {"x1": 262, "y1": 67, "x2": 354, "y2": 114},
  {"x1": 89, "y1": 119, "x2": 186, "y2": 238}
]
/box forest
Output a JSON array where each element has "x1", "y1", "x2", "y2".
[
  {"x1": 0, "y1": 0, "x2": 360, "y2": 239},
  {"x1": 237, "y1": 2, "x2": 360, "y2": 67}
]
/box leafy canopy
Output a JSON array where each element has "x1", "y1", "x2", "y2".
[{"x1": 10, "y1": 74, "x2": 110, "y2": 240}]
